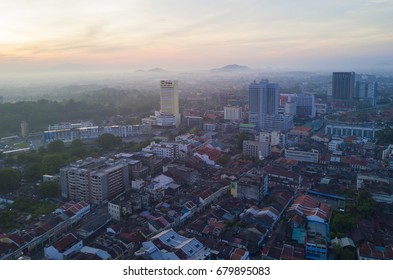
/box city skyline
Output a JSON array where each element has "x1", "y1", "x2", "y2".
[{"x1": 1, "y1": 0, "x2": 393, "y2": 72}]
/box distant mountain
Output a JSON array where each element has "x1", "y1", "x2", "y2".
[
  {"x1": 211, "y1": 64, "x2": 251, "y2": 72},
  {"x1": 148, "y1": 68, "x2": 168, "y2": 72}
]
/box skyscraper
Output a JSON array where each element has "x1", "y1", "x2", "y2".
[
  {"x1": 332, "y1": 72, "x2": 355, "y2": 107},
  {"x1": 248, "y1": 80, "x2": 279, "y2": 130},
  {"x1": 160, "y1": 80, "x2": 180, "y2": 127}
]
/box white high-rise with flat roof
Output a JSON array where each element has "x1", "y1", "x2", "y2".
[{"x1": 224, "y1": 106, "x2": 242, "y2": 120}]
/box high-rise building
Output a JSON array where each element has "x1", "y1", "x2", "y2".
[
  {"x1": 261, "y1": 114, "x2": 293, "y2": 132},
  {"x1": 332, "y1": 72, "x2": 355, "y2": 107},
  {"x1": 60, "y1": 158, "x2": 129, "y2": 204},
  {"x1": 224, "y1": 106, "x2": 242, "y2": 120},
  {"x1": 288, "y1": 94, "x2": 316, "y2": 118},
  {"x1": 355, "y1": 80, "x2": 377, "y2": 107},
  {"x1": 21, "y1": 121, "x2": 29, "y2": 138},
  {"x1": 160, "y1": 80, "x2": 180, "y2": 127},
  {"x1": 248, "y1": 80, "x2": 279, "y2": 130}
]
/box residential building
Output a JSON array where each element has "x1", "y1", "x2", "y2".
[
  {"x1": 44, "y1": 233, "x2": 83, "y2": 260},
  {"x1": 284, "y1": 101, "x2": 297, "y2": 116},
  {"x1": 141, "y1": 229, "x2": 210, "y2": 260},
  {"x1": 287, "y1": 195, "x2": 331, "y2": 223},
  {"x1": 108, "y1": 194, "x2": 132, "y2": 221},
  {"x1": 142, "y1": 141, "x2": 179, "y2": 159},
  {"x1": 263, "y1": 165, "x2": 302, "y2": 190},
  {"x1": 259, "y1": 131, "x2": 286, "y2": 147},
  {"x1": 203, "y1": 123, "x2": 217, "y2": 132},
  {"x1": 182, "y1": 116, "x2": 203, "y2": 129},
  {"x1": 358, "y1": 243, "x2": 393, "y2": 260},
  {"x1": 224, "y1": 106, "x2": 242, "y2": 120},
  {"x1": 285, "y1": 148, "x2": 319, "y2": 163},
  {"x1": 160, "y1": 80, "x2": 180, "y2": 127},
  {"x1": 243, "y1": 140, "x2": 271, "y2": 159},
  {"x1": 60, "y1": 158, "x2": 130, "y2": 204},
  {"x1": 328, "y1": 140, "x2": 344, "y2": 152},
  {"x1": 230, "y1": 173, "x2": 268, "y2": 203},
  {"x1": 355, "y1": 80, "x2": 377, "y2": 107}
]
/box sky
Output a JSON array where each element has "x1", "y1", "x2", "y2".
[{"x1": 1, "y1": 0, "x2": 393, "y2": 72}]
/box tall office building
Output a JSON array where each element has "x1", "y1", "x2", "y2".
[
  {"x1": 332, "y1": 72, "x2": 355, "y2": 108},
  {"x1": 287, "y1": 94, "x2": 316, "y2": 118},
  {"x1": 160, "y1": 80, "x2": 180, "y2": 127},
  {"x1": 248, "y1": 80, "x2": 279, "y2": 130}
]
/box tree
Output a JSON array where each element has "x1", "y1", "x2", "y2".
[
  {"x1": 47, "y1": 140, "x2": 65, "y2": 153},
  {"x1": 70, "y1": 139, "x2": 84, "y2": 148},
  {"x1": 218, "y1": 155, "x2": 230, "y2": 166},
  {"x1": 23, "y1": 163, "x2": 43, "y2": 182},
  {"x1": 41, "y1": 154, "x2": 64, "y2": 175},
  {"x1": 0, "y1": 168, "x2": 22, "y2": 193},
  {"x1": 97, "y1": 133, "x2": 122, "y2": 150},
  {"x1": 37, "y1": 181, "x2": 60, "y2": 198}
]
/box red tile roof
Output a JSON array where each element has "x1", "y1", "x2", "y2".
[
  {"x1": 291, "y1": 126, "x2": 312, "y2": 132},
  {"x1": 52, "y1": 233, "x2": 80, "y2": 253}
]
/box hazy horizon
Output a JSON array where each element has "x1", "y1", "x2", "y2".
[{"x1": 1, "y1": 0, "x2": 393, "y2": 74}]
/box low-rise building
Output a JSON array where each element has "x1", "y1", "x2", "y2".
[
  {"x1": 285, "y1": 148, "x2": 319, "y2": 163},
  {"x1": 44, "y1": 233, "x2": 83, "y2": 260},
  {"x1": 243, "y1": 140, "x2": 271, "y2": 159},
  {"x1": 141, "y1": 229, "x2": 210, "y2": 260}
]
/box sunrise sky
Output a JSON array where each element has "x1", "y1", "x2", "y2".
[{"x1": 1, "y1": 0, "x2": 392, "y2": 71}]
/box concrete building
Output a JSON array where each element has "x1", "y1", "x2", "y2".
[
  {"x1": 142, "y1": 141, "x2": 179, "y2": 159},
  {"x1": 182, "y1": 116, "x2": 203, "y2": 129},
  {"x1": 261, "y1": 114, "x2": 293, "y2": 132},
  {"x1": 243, "y1": 140, "x2": 271, "y2": 159},
  {"x1": 288, "y1": 94, "x2": 316, "y2": 118},
  {"x1": 160, "y1": 80, "x2": 180, "y2": 127},
  {"x1": 259, "y1": 131, "x2": 286, "y2": 147},
  {"x1": 285, "y1": 148, "x2": 319, "y2": 163},
  {"x1": 141, "y1": 229, "x2": 210, "y2": 260},
  {"x1": 203, "y1": 123, "x2": 217, "y2": 132},
  {"x1": 44, "y1": 233, "x2": 83, "y2": 260},
  {"x1": 328, "y1": 140, "x2": 344, "y2": 152},
  {"x1": 224, "y1": 106, "x2": 242, "y2": 120},
  {"x1": 230, "y1": 173, "x2": 268, "y2": 203},
  {"x1": 142, "y1": 112, "x2": 176, "y2": 127},
  {"x1": 325, "y1": 124, "x2": 380, "y2": 139},
  {"x1": 355, "y1": 80, "x2": 377, "y2": 107},
  {"x1": 60, "y1": 158, "x2": 130, "y2": 204},
  {"x1": 248, "y1": 79, "x2": 279, "y2": 130},
  {"x1": 284, "y1": 101, "x2": 297, "y2": 116},
  {"x1": 332, "y1": 72, "x2": 356, "y2": 108},
  {"x1": 20, "y1": 121, "x2": 29, "y2": 138}
]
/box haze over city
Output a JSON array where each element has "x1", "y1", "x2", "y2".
[{"x1": 1, "y1": 0, "x2": 393, "y2": 73}]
